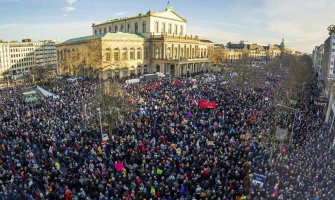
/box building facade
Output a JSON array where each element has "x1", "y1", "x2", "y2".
[
  {"x1": 225, "y1": 41, "x2": 281, "y2": 62},
  {"x1": 313, "y1": 44, "x2": 324, "y2": 81},
  {"x1": 9, "y1": 41, "x2": 36, "y2": 76},
  {"x1": 57, "y1": 6, "x2": 212, "y2": 79},
  {"x1": 0, "y1": 39, "x2": 57, "y2": 77},
  {"x1": 34, "y1": 41, "x2": 57, "y2": 68},
  {"x1": 0, "y1": 43, "x2": 11, "y2": 78}
]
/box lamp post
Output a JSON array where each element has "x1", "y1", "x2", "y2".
[{"x1": 97, "y1": 108, "x2": 103, "y2": 137}]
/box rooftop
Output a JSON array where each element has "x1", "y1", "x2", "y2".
[{"x1": 61, "y1": 32, "x2": 145, "y2": 45}]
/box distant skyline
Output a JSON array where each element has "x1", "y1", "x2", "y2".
[{"x1": 0, "y1": 0, "x2": 334, "y2": 53}]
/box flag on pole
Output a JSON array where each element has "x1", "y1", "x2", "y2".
[{"x1": 272, "y1": 180, "x2": 280, "y2": 197}]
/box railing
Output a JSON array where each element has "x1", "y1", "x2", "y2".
[{"x1": 150, "y1": 33, "x2": 199, "y2": 41}]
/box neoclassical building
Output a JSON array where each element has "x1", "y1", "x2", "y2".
[{"x1": 57, "y1": 6, "x2": 212, "y2": 79}]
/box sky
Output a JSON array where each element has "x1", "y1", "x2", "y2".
[{"x1": 0, "y1": 0, "x2": 334, "y2": 53}]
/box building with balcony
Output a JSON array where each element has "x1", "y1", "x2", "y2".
[{"x1": 56, "y1": 6, "x2": 212, "y2": 79}]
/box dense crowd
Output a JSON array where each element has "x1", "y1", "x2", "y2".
[{"x1": 0, "y1": 61, "x2": 334, "y2": 199}]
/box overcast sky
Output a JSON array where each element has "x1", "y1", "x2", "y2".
[{"x1": 0, "y1": 0, "x2": 334, "y2": 53}]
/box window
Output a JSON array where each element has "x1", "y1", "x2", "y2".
[
  {"x1": 115, "y1": 26, "x2": 118, "y2": 32},
  {"x1": 106, "y1": 48, "x2": 111, "y2": 61},
  {"x1": 155, "y1": 21, "x2": 159, "y2": 33},
  {"x1": 137, "y1": 48, "x2": 142, "y2": 59},
  {"x1": 130, "y1": 48, "x2": 135, "y2": 60},
  {"x1": 109, "y1": 27, "x2": 112, "y2": 32},
  {"x1": 121, "y1": 25, "x2": 124, "y2": 32},
  {"x1": 186, "y1": 48, "x2": 189, "y2": 58},
  {"x1": 142, "y1": 22, "x2": 147, "y2": 33},
  {"x1": 155, "y1": 47, "x2": 161, "y2": 59},
  {"x1": 181, "y1": 48, "x2": 184, "y2": 58},
  {"x1": 99, "y1": 29, "x2": 102, "y2": 34},
  {"x1": 161, "y1": 23, "x2": 166, "y2": 33},
  {"x1": 168, "y1": 24, "x2": 172, "y2": 34},
  {"x1": 192, "y1": 48, "x2": 195, "y2": 58},
  {"x1": 174, "y1": 25, "x2": 178, "y2": 35},
  {"x1": 104, "y1": 27, "x2": 107, "y2": 34},
  {"x1": 114, "y1": 48, "x2": 119, "y2": 61},
  {"x1": 180, "y1": 25, "x2": 184, "y2": 35},
  {"x1": 127, "y1": 24, "x2": 131, "y2": 32},
  {"x1": 122, "y1": 48, "x2": 127, "y2": 60},
  {"x1": 167, "y1": 48, "x2": 171, "y2": 59},
  {"x1": 174, "y1": 47, "x2": 178, "y2": 59},
  {"x1": 135, "y1": 23, "x2": 138, "y2": 33},
  {"x1": 95, "y1": 30, "x2": 97, "y2": 35}
]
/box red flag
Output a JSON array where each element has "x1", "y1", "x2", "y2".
[{"x1": 199, "y1": 100, "x2": 217, "y2": 109}]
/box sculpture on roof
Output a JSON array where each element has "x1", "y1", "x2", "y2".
[{"x1": 327, "y1": 25, "x2": 335, "y2": 35}]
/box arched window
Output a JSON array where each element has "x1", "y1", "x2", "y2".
[
  {"x1": 168, "y1": 24, "x2": 172, "y2": 34},
  {"x1": 104, "y1": 27, "x2": 107, "y2": 34},
  {"x1": 180, "y1": 48, "x2": 184, "y2": 58},
  {"x1": 121, "y1": 25, "x2": 124, "y2": 32},
  {"x1": 106, "y1": 48, "x2": 111, "y2": 61},
  {"x1": 186, "y1": 48, "x2": 190, "y2": 58},
  {"x1": 94, "y1": 30, "x2": 97, "y2": 35},
  {"x1": 204, "y1": 49, "x2": 207, "y2": 58},
  {"x1": 115, "y1": 26, "x2": 118, "y2": 32},
  {"x1": 142, "y1": 22, "x2": 146, "y2": 33},
  {"x1": 155, "y1": 21, "x2": 159, "y2": 33},
  {"x1": 161, "y1": 23, "x2": 166, "y2": 33},
  {"x1": 130, "y1": 48, "x2": 135, "y2": 60},
  {"x1": 144, "y1": 47, "x2": 148, "y2": 59},
  {"x1": 114, "y1": 48, "x2": 119, "y2": 61},
  {"x1": 174, "y1": 24, "x2": 178, "y2": 35},
  {"x1": 180, "y1": 25, "x2": 184, "y2": 35},
  {"x1": 127, "y1": 24, "x2": 131, "y2": 32},
  {"x1": 109, "y1": 26, "x2": 112, "y2": 32},
  {"x1": 174, "y1": 47, "x2": 178, "y2": 59},
  {"x1": 155, "y1": 47, "x2": 161, "y2": 59},
  {"x1": 192, "y1": 48, "x2": 195, "y2": 58},
  {"x1": 135, "y1": 23, "x2": 138, "y2": 33},
  {"x1": 167, "y1": 47, "x2": 171, "y2": 59},
  {"x1": 137, "y1": 48, "x2": 142, "y2": 59},
  {"x1": 99, "y1": 29, "x2": 102, "y2": 34},
  {"x1": 201, "y1": 49, "x2": 203, "y2": 58},
  {"x1": 122, "y1": 48, "x2": 127, "y2": 60}
]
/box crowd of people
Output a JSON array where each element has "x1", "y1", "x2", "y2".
[{"x1": 0, "y1": 59, "x2": 334, "y2": 200}]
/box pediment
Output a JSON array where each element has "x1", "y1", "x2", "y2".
[{"x1": 151, "y1": 10, "x2": 187, "y2": 22}]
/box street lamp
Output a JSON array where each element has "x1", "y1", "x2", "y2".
[
  {"x1": 97, "y1": 108, "x2": 103, "y2": 137},
  {"x1": 276, "y1": 103, "x2": 298, "y2": 147}
]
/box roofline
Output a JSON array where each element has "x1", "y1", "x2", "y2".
[{"x1": 92, "y1": 9, "x2": 187, "y2": 27}]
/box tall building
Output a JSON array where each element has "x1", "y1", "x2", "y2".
[
  {"x1": 0, "y1": 39, "x2": 57, "y2": 77},
  {"x1": 56, "y1": 6, "x2": 212, "y2": 79}
]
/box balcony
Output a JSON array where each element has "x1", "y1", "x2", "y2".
[{"x1": 150, "y1": 33, "x2": 199, "y2": 41}]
